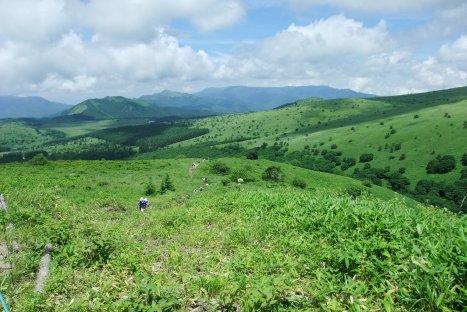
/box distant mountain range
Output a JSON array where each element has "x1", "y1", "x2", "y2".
[
  {"x1": 1, "y1": 85, "x2": 374, "y2": 120},
  {"x1": 140, "y1": 85, "x2": 374, "y2": 113},
  {"x1": 0, "y1": 95, "x2": 69, "y2": 119}
]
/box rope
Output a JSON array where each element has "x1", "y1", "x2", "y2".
[{"x1": 0, "y1": 292, "x2": 10, "y2": 312}]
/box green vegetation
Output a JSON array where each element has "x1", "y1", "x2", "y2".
[
  {"x1": 426, "y1": 155, "x2": 456, "y2": 174},
  {"x1": 0, "y1": 158, "x2": 465, "y2": 311},
  {"x1": 136, "y1": 87, "x2": 466, "y2": 211},
  {"x1": 1, "y1": 85, "x2": 465, "y2": 311}
]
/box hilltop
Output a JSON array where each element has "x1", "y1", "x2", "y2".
[{"x1": 63, "y1": 96, "x2": 212, "y2": 120}]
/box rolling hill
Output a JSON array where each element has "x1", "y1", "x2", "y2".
[
  {"x1": 139, "y1": 85, "x2": 374, "y2": 113},
  {"x1": 0, "y1": 95, "x2": 69, "y2": 119},
  {"x1": 63, "y1": 96, "x2": 213, "y2": 119},
  {"x1": 139, "y1": 86, "x2": 467, "y2": 211}
]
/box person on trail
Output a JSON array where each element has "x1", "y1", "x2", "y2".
[
  {"x1": 0, "y1": 193, "x2": 6, "y2": 210},
  {"x1": 199, "y1": 187, "x2": 203, "y2": 192},
  {"x1": 138, "y1": 197, "x2": 149, "y2": 212}
]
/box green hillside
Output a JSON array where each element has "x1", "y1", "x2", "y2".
[
  {"x1": 142, "y1": 87, "x2": 467, "y2": 211},
  {"x1": 65, "y1": 96, "x2": 157, "y2": 119},
  {"x1": 0, "y1": 158, "x2": 465, "y2": 311},
  {"x1": 65, "y1": 96, "x2": 213, "y2": 120}
]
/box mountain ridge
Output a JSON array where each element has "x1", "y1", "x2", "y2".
[{"x1": 0, "y1": 95, "x2": 69, "y2": 119}]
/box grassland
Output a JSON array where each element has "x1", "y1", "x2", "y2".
[
  {"x1": 0, "y1": 87, "x2": 465, "y2": 210},
  {"x1": 0, "y1": 158, "x2": 465, "y2": 311},
  {"x1": 173, "y1": 97, "x2": 465, "y2": 186},
  {"x1": 145, "y1": 88, "x2": 467, "y2": 210}
]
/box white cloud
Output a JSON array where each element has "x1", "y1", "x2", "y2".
[
  {"x1": 255, "y1": 15, "x2": 389, "y2": 63},
  {"x1": 438, "y1": 35, "x2": 467, "y2": 68},
  {"x1": 39, "y1": 74, "x2": 97, "y2": 92},
  {"x1": 0, "y1": 2, "x2": 465, "y2": 103},
  {"x1": 284, "y1": 0, "x2": 465, "y2": 12}
]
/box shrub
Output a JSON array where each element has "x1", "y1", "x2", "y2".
[
  {"x1": 359, "y1": 153, "x2": 374, "y2": 163},
  {"x1": 29, "y1": 153, "x2": 48, "y2": 165},
  {"x1": 362, "y1": 180, "x2": 372, "y2": 188},
  {"x1": 462, "y1": 153, "x2": 467, "y2": 166},
  {"x1": 246, "y1": 150, "x2": 259, "y2": 160},
  {"x1": 344, "y1": 185, "x2": 365, "y2": 199},
  {"x1": 292, "y1": 177, "x2": 307, "y2": 189},
  {"x1": 210, "y1": 161, "x2": 231, "y2": 175},
  {"x1": 159, "y1": 174, "x2": 175, "y2": 194},
  {"x1": 387, "y1": 172, "x2": 410, "y2": 192},
  {"x1": 398, "y1": 167, "x2": 406, "y2": 174},
  {"x1": 262, "y1": 166, "x2": 284, "y2": 182},
  {"x1": 145, "y1": 178, "x2": 156, "y2": 196},
  {"x1": 399, "y1": 153, "x2": 406, "y2": 160},
  {"x1": 426, "y1": 155, "x2": 456, "y2": 174}
]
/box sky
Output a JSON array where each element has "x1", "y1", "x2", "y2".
[{"x1": 0, "y1": 0, "x2": 466, "y2": 104}]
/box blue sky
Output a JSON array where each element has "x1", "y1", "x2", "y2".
[{"x1": 0, "y1": 0, "x2": 466, "y2": 104}]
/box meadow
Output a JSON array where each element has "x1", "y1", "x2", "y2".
[{"x1": 0, "y1": 158, "x2": 465, "y2": 311}]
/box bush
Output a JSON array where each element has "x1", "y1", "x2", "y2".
[
  {"x1": 210, "y1": 161, "x2": 231, "y2": 175},
  {"x1": 159, "y1": 174, "x2": 175, "y2": 194},
  {"x1": 387, "y1": 172, "x2": 410, "y2": 192},
  {"x1": 246, "y1": 150, "x2": 259, "y2": 160},
  {"x1": 344, "y1": 185, "x2": 365, "y2": 199},
  {"x1": 292, "y1": 177, "x2": 307, "y2": 189},
  {"x1": 362, "y1": 180, "x2": 372, "y2": 188},
  {"x1": 426, "y1": 155, "x2": 456, "y2": 174},
  {"x1": 262, "y1": 166, "x2": 284, "y2": 182},
  {"x1": 462, "y1": 153, "x2": 467, "y2": 166},
  {"x1": 29, "y1": 153, "x2": 48, "y2": 165},
  {"x1": 145, "y1": 178, "x2": 156, "y2": 196},
  {"x1": 359, "y1": 153, "x2": 374, "y2": 163}
]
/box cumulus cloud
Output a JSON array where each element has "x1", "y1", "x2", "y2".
[
  {"x1": 438, "y1": 35, "x2": 467, "y2": 68},
  {"x1": 219, "y1": 15, "x2": 391, "y2": 83},
  {"x1": 0, "y1": 1, "x2": 465, "y2": 102},
  {"x1": 256, "y1": 15, "x2": 389, "y2": 63}
]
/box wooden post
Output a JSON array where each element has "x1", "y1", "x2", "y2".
[{"x1": 35, "y1": 243, "x2": 54, "y2": 293}]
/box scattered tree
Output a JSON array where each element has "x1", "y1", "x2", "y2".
[
  {"x1": 30, "y1": 153, "x2": 48, "y2": 166},
  {"x1": 359, "y1": 153, "x2": 374, "y2": 163},
  {"x1": 262, "y1": 166, "x2": 284, "y2": 182},
  {"x1": 145, "y1": 178, "x2": 156, "y2": 196},
  {"x1": 426, "y1": 155, "x2": 456, "y2": 174}
]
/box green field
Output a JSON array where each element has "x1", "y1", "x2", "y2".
[{"x1": 0, "y1": 158, "x2": 465, "y2": 311}]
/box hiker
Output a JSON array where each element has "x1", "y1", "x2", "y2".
[
  {"x1": 193, "y1": 188, "x2": 198, "y2": 193},
  {"x1": 199, "y1": 187, "x2": 203, "y2": 192},
  {"x1": 202, "y1": 177, "x2": 208, "y2": 183},
  {"x1": 0, "y1": 193, "x2": 6, "y2": 210},
  {"x1": 138, "y1": 197, "x2": 149, "y2": 212}
]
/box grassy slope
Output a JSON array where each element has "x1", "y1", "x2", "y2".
[
  {"x1": 0, "y1": 159, "x2": 465, "y2": 311},
  {"x1": 165, "y1": 91, "x2": 466, "y2": 187},
  {"x1": 0, "y1": 121, "x2": 60, "y2": 152}
]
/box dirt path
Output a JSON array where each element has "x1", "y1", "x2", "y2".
[{"x1": 188, "y1": 161, "x2": 201, "y2": 178}]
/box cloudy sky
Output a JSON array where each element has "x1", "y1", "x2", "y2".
[{"x1": 0, "y1": 0, "x2": 466, "y2": 104}]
